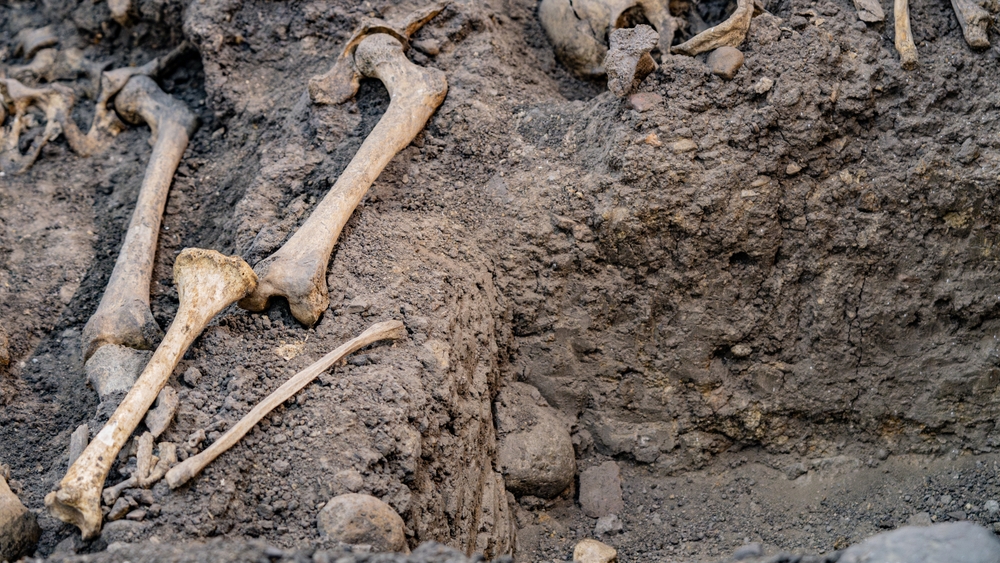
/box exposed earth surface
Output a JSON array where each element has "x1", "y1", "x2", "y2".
[{"x1": 4, "y1": 0, "x2": 1000, "y2": 561}]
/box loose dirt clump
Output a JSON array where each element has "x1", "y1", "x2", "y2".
[{"x1": 3, "y1": 0, "x2": 1000, "y2": 561}]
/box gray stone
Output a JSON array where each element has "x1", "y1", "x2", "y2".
[
  {"x1": 839, "y1": 522, "x2": 1000, "y2": 563},
  {"x1": 331, "y1": 469, "x2": 365, "y2": 494},
  {"x1": 908, "y1": 512, "x2": 933, "y2": 526},
  {"x1": 85, "y1": 344, "x2": 152, "y2": 399},
  {"x1": 0, "y1": 472, "x2": 40, "y2": 563},
  {"x1": 579, "y1": 461, "x2": 624, "y2": 518},
  {"x1": 68, "y1": 423, "x2": 89, "y2": 467},
  {"x1": 495, "y1": 383, "x2": 576, "y2": 499},
  {"x1": 985, "y1": 499, "x2": 999, "y2": 515},
  {"x1": 182, "y1": 367, "x2": 202, "y2": 387},
  {"x1": 594, "y1": 514, "x2": 622, "y2": 536},
  {"x1": 317, "y1": 493, "x2": 407, "y2": 553},
  {"x1": 144, "y1": 386, "x2": 179, "y2": 437},
  {"x1": 732, "y1": 542, "x2": 763, "y2": 559},
  {"x1": 707, "y1": 46, "x2": 744, "y2": 80}
]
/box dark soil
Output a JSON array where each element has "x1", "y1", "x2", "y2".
[{"x1": 3, "y1": 0, "x2": 1000, "y2": 561}]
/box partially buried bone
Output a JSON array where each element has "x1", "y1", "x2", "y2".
[
  {"x1": 81, "y1": 74, "x2": 198, "y2": 370},
  {"x1": 605, "y1": 24, "x2": 659, "y2": 98},
  {"x1": 672, "y1": 0, "x2": 754, "y2": 56},
  {"x1": 241, "y1": 19, "x2": 447, "y2": 326},
  {"x1": 13, "y1": 26, "x2": 58, "y2": 59},
  {"x1": 166, "y1": 320, "x2": 406, "y2": 488},
  {"x1": 0, "y1": 78, "x2": 68, "y2": 174},
  {"x1": 894, "y1": 0, "x2": 918, "y2": 69},
  {"x1": 144, "y1": 385, "x2": 179, "y2": 438},
  {"x1": 46, "y1": 248, "x2": 257, "y2": 539},
  {"x1": 951, "y1": 0, "x2": 991, "y2": 49}
]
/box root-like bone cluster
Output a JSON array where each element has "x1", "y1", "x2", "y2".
[
  {"x1": 240, "y1": 19, "x2": 447, "y2": 326},
  {"x1": 46, "y1": 249, "x2": 257, "y2": 539}
]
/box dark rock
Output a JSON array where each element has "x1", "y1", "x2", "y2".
[
  {"x1": 317, "y1": 493, "x2": 407, "y2": 553},
  {"x1": 495, "y1": 382, "x2": 575, "y2": 499},
  {"x1": 579, "y1": 461, "x2": 624, "y2": 518}
]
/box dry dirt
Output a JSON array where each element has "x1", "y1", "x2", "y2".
[{"x1": 3, "y1": 0, "x2": 1000, "y2": 561}]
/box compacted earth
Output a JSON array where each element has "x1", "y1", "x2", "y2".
[{"x1": 3, "y1": 0, "x2": 1000, "y2": 561}]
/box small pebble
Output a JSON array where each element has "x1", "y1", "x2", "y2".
[
  {"x1": 707, "y1": 46, "x2": 744, "y2": 80},
  {"x1": 573, "y1": 538, "x2": 617, "y2": 563},
  {"x1": 786, "y1": 162, "x2": 803, "y2": 175},
  {"x1": 182, "y1": 367, "x2": 202, "y2": 387},
  {"x1": 754, "y1": 77, "x2": 774, "y2": 94}
]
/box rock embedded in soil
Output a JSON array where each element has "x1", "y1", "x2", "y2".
[
  {"x1": 495, "y1": 382, "x2": 576, "y2": 499},
  {"x1": 85, "y1": 344, "x2": 152, "y2": 399},
  {"x1": 0, "y1": 327, "x2": 9, "y2": 368},
  {"x1": 578, "y1": 461, "x2": 624, "y2": 518},
  {"x1": 839, "y1": 522, "x2": 1000, "y2": 563},
  {"x1": 706, "y1": 46, "x2": 744, "y2": 80},
  {"x1": 317, "y1": 493, "x2": 408, "y2": 553},
  {"x1": 594, "y1": 514, "x2": 622, "y2": 536},
  {"x1": 0, "y1": 471, "x2": 40, "y2": 562},
  {"x1": 604, "y1": 25, "x2": 659, "y2": 97},
  {"x1": 573, "y1": 538, "x2": 617, "y2": 563}
]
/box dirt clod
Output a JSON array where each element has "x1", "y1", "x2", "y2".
[{"x1": 318, "y1": 493, "x2": 408, "y2": 553}]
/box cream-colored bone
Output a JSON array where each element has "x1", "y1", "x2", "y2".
[
  {"x1": 0, "y1": 78, "x2": 67, "y2": 174},
  {"x1": 239, "y1": 33, "x2": 447, "y2": 326},
  {"x1": 894, "y1": 0, "x2": 918, "y2": 69},
  {"x1": 672, "y1": 0, "x2": 754, "y2": 56},
  {"x1": 166, "y1": 320, "x2": 406, "y2": 488},
  {"x1": 46, "y1": 248, "x2": 257, "y2": 539},
  {"x1": 80, "y1": 75, "x2": 198, "y2": 361}
]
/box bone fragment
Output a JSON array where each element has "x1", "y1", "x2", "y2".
[
  {"x1": 1, "y1": 468, "x2": 41, "y2": 562},
  {"x1": 166, "y1": 320, "x2": 406, "y2": 488},
  {"x1": 894, "y1": 0, "x2": 918, "y2": 69},
  {"x1": 951, "y1": 0, "x2": 991, "y2": 49},
  {"x1": 144, "y1": 386, "x2": 179, "y2": 437},
  {"x1": 135, "y1": 432, "x2": 155, "y2": 488},
  {"x1": 0, "y1": 78, "x2": 69, "y2": 174},
  {"x1": 46, "y1": 248, "x2": 257, "y2": 539},
  {"x1": 81, "y1": 75, "x2": 198, "y2": 362},
  {"x1": 673, "y1": 0, "x2": 754, "y2": 56},
  {"x1": 852, "y1": 0, "x2": 886, "y2": 22},
  {"x1": 610, "y1": 0, "x2": 682, "y2": 58},
  {"x1": 139, "y1": 442, "x2": 176, "y2": 487},
  {"x1": 538, "y1": 0, "x2": 609, "y2": 77},
  {"x1": 69, "y1": 424, "x2": 90, "y2": 467},
  {"x1": 241, "y1": 33, "x2": 447, "y2": 326},
  {"x1": 109, "y1": 0, "x2": 133, "y2": 26},
  {"x1": 605, "y1": 25, "x2": 659, "y2": 98},
  {"x1": 101, "y1": 476, "x2": 136, "y2": 507},
  {"x1": 14, "y1": 26, "x2": 58, "y2": 59},
  {"x1": 0, "y1": 327, "x2": 9, "y2": 368},
  {"x1": 8, "y1": 48, "x2": 57, "y2": 81}
]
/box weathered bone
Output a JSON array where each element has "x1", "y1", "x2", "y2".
[
  {"x1": 240, "y1": 28, "x2": 447, "y2": 326},
  {"x1": 166, "y1": 320, "x2": 406, "y2": 488},
  {"x1": 951, "y1": 0, "x2": 991, "y2": 49},
  {"x1": 605, "y1": 25, "x2": 659, "y2": 98},
  {"x1": 46, "y1": 248, "x2": 257, "y2": 539},
  {"x1": 610, "y1": 0, "x2": 682, "y2": 57},
  {"x1": 894, "y1": 0, "x2": 918, "y2": 69},
  {"x1": 14, "y1": 26, "x2": 58, "y2": 59},
  {"x1": 0, "y1": 78, "x2": 67, "y2": 174},
  {"x1": 80, "y1": 75, "x2": 198, "y2": 362},
  {"x1": 672, "y1": 0, "x2": 754, "y2": 56}
]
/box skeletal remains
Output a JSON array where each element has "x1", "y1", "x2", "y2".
[
  {"x1": 889, "y1": 0, "x2": 992, "y2": 68},
  {"x1": 240, "y1": 3, "x2": 449, "y2": 326}
]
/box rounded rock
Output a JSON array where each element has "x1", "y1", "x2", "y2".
[
  {"x1": 574, "y1": 538, "x2": 617, "y2": 563},
  {"x1": 317, "y1": 493, "x2": 407, "y2": 553},
  {"x1": 707, "y1": 46, "x2": 745, "y2": 80},
  {"x1": 495, "y1": 382, "x2": 576, "y2": 499}
]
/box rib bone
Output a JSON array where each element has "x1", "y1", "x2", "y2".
[
  {"x1": 951, "y1": 0, "x2": 991, "y2": 49},
  {"x1": 80, "y1": 75, "x2": 198, "y2": 361},
  {"x1": 894, "y1": 0, "x2": 918, "y2": 69},
  {"x1": 46, "y1": 248, "x2": 257, "y2": 539},
  {"x1": 672, "y1": 0, "x2": 754, "y2": 56},
  {"x1": 240, "y1": 33, "x2": 447, "y2": 326},
  {"x1": 166, "y1": 320, "x2": 406, "y2": 488}
]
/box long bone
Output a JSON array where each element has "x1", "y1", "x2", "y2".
[
  {"x1": 894, "y1": 0, "x2": 918, "y2": 69},
  {"x1": 239, "y1": 13, "x2": 448, "y2": 326},
  {"x1": 166, "y1": 320, "x2": 406, "y2": 488},
  {"x1": 951, "y1": 0, "x2": 990, "y2": 49},
  {"x1": 81, "y1": 74, "x2": 198, "y2": 363},
  {"x1": 46, "y1": 248, "x2": 257, "y2": 539}
]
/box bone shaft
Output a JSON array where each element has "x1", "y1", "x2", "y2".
[
  {"x1": 65, "y1": 300, "x2": 204, "y2": 496},
  {"x1": 276, "y1": 77, "x2": 440, "y2": 271},
  {"x1": 166, "y1": 320, "x2": 406, "y2": 488},
  {"x1": 950, "y1": 0, "x2": 990, "y2": 48},
  {"x1": 894, "y1": 0, "x2": 918, "y2": 68}
]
